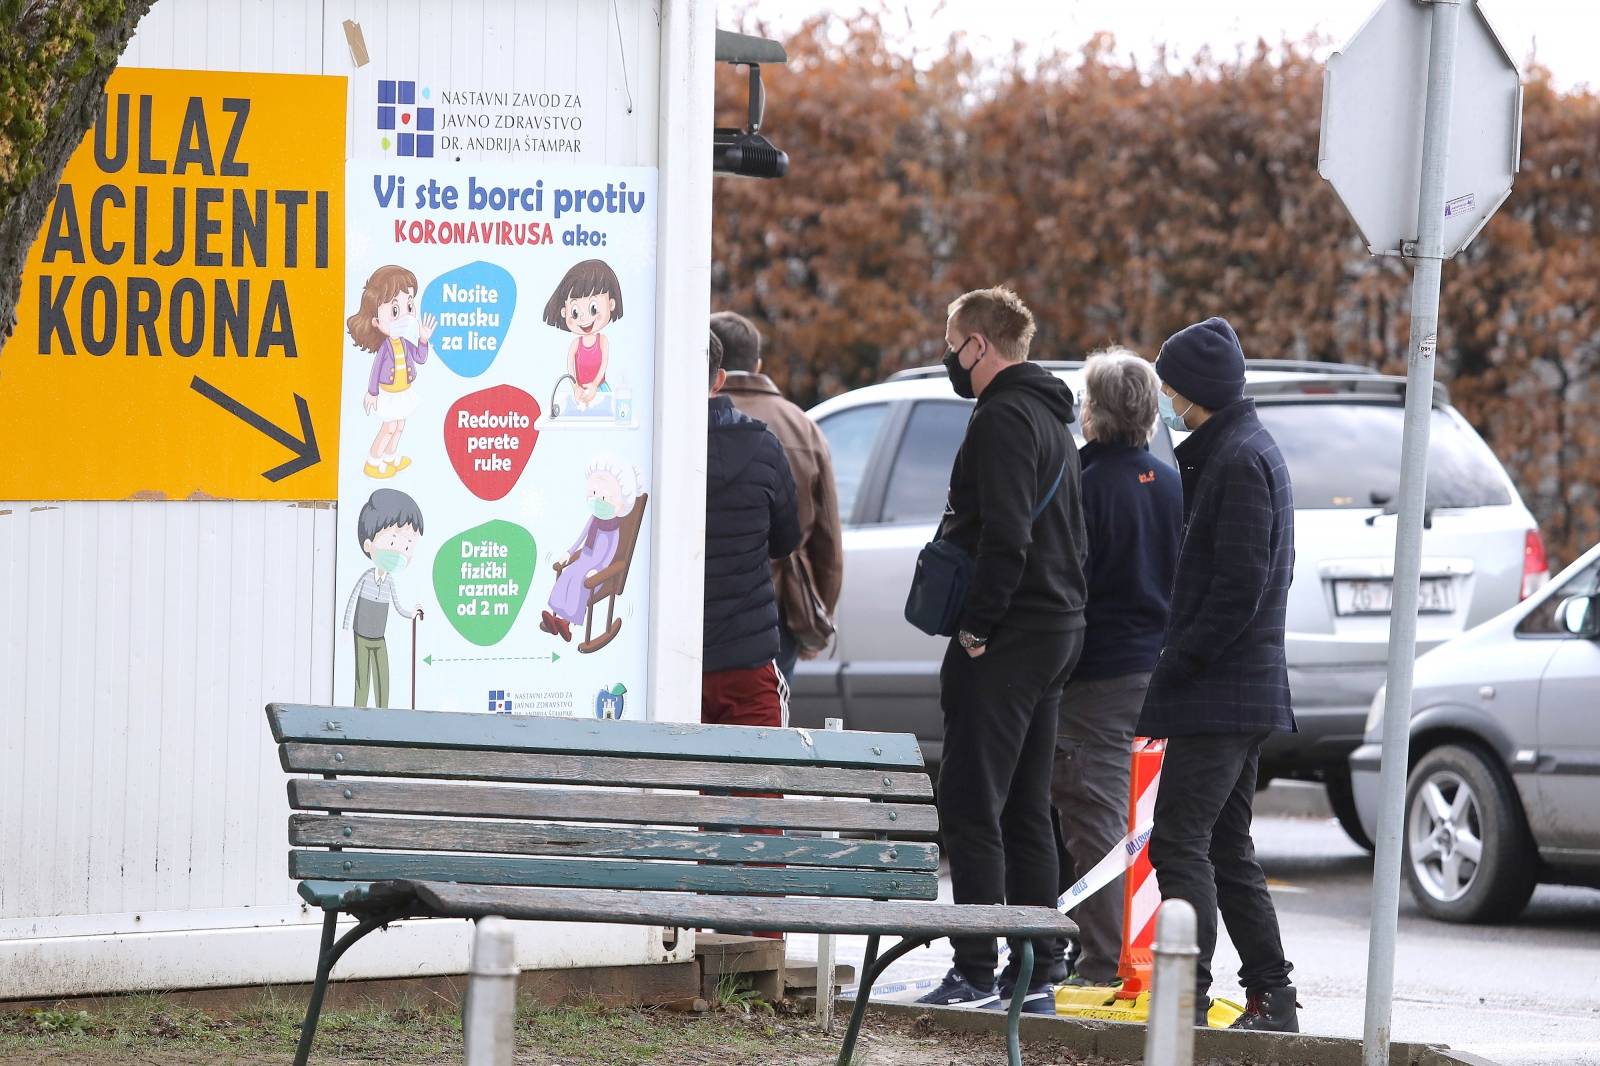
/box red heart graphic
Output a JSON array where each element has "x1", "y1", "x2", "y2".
[
  {"x1": 444, "y1": 386, "x2": 541, "y2": 501},
  {"x1": 401, "y1": 112, "x2": 411, "y2": 124}
]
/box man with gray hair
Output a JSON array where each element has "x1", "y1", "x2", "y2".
[{"x1": 1051, "y1": 349, "x2": 1182, "y2": 988}]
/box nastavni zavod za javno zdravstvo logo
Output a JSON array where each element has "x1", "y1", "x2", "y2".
[
  {"x1": 378, "y1": 80, "x2": 435, "y2": 157},
  {"x1": 487, "y1": 689, "x2": 513, "y2": 714}
]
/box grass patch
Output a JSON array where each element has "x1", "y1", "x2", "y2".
[
  {"x1": 0, "y1": 993, "x2": 837, "y2": 1065},
  {"x1": 710, "y1": 973, "x2": 775, "y2": 1017}
]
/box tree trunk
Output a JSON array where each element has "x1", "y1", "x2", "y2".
[{"x1": 0, "y1": 0, "x2": 155, "y2": 343}]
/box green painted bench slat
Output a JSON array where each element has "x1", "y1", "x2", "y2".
[
  {"x1": 280, "y1": 742, "x2": 934, "y2": 801},
  {"x1": 290, "y1": 814, "x2": 940, "y2": 871},
  {"x1": 401, "y1": 881, "x2": 1079, "y2": 938},
  {"x1": 297, "y1": 880, "x2": 378, "y2": 910},
  {"x1": 289, "y1": 851, "x2": 940, "y2": 901},
  {"x1": 288, "y1": 779, "x2": 941, "y2": 836},
  {"x1": 268, "y1": 704, "x2": 925, "y2": 769}
]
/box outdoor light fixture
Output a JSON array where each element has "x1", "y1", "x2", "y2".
[{"x1": 713, "y1": 29, "x2": 789, "y2": 179}]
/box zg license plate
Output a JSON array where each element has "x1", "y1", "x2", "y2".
[{"x1": 1333, "y1": 578, "x2": 1455, "y2": 617}]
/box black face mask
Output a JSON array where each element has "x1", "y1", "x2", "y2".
[{"x1": 943, "y1": 336, "x2": 978, "y2": 399}]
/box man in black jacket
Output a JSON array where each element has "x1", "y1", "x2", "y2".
[
  {"x1": 1138, "y1": 316, "x2": 1300, "y2": 1032},
  {"x1": 703, "y1": 328, "x2": 802, "y2": 731},
  {"x1": 916, "y1": 287, "x2": 1089, "y2": 1014}
]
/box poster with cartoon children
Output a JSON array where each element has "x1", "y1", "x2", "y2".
[
  {"x1": 348, "y1": 265, "x2": 437, "y2": 478},
  {"x1": 335, "y1": 159, "x2": 658, "y2": 719},
  {"x1": 341, "y1": 488, "x2": 426, "y2": 708}
]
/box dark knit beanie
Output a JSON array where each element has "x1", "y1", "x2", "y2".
[{"x1": 1155, "y1": 317, "x2": 1247, "y2": 411}]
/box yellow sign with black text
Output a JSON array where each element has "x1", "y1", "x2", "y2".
[{"x1": 0, "y1": 67, "x2": 345, "y2": 500}]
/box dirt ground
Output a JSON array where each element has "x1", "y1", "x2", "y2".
[{"x1": 0, "y1": 997, "x2": 1121, "y2": 1066}]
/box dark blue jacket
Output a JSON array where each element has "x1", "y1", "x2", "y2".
[
  {"x1": 705, "y1": 395, "x2": 802, "y2": 673},
  {"x1": 1075, "y1": 441, "x2": 1183, "y2": 681},
  {"x1": 1137, "y1": 399, "x2": 1297, "y2": 737}
]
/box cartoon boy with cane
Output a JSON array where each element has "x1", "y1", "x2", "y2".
[{"x1": 342, "y1": 488, "x2": 426, "y2": 708}]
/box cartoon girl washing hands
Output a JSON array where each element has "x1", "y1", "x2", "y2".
[
  {"x1": 541, "y1": 260, "x2": 624, "y2": 408},
  {"x1": 348, "y1": 265, "x2": 437, "y2": 479}
]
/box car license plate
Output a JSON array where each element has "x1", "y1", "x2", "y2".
[{"x1": 1333, "y1": 578, "x2": 1455, "y2": 616}]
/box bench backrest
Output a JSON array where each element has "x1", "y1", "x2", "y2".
[{"x1": 269, "y1": 704, "x2": 942, "y2": 902}]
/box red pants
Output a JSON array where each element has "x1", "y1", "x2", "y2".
[
  {"x1": 701, "y1": 662, "x2": 787, "y2": 940},
  {"x1": 701, "y1": 661, "x2": 787, "y2": 727}
]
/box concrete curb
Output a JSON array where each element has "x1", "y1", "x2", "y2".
[{"x1": 837, "y1": 998, "x2": 1504, "y2": 1066}]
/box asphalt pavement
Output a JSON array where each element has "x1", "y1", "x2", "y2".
[{"x1": 788, "y1": 804, "x2": 1600, "y2": 1066}]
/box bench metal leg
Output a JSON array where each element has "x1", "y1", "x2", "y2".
[
  {"x1": 836, "y1": 934, "x2": 932, "y2": 1066},
  {"x1": 292, "y1": 911, "x2": 391, "y2": 1066},
  {"x1": 1005, "y1": 939, "x2": 1036, "y2": 1066}
]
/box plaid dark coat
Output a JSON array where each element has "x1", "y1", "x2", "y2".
[{"x1": 1137, "y1": 399, "x2": 1297, "y2": 737}]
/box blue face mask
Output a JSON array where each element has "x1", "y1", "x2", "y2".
[
  {"x1": 591, "y1": 497, "x2": 617, "y2": 520},
  {"x1": 1158, "y1": 390, "x2": 1192, "y2": 432}
]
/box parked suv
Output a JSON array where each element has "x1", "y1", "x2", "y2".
[
  {"x1": 1349, "y1": 540, "x2": 1600, "y2": 922},
  {"x1": 792, "y1": 361, "x2": 1548, "y2": 851}
]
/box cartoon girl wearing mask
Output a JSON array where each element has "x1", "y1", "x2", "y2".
[
  {"x1": 348, "y1": 264, "x2": 437, "y2": 479},
  {"x1": 542, "y1": 259, "x2": 624, "y2": 409}
]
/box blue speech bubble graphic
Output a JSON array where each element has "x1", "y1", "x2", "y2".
[{"x1": 423, "y1": 261, "x2": 517, "y2": 377}]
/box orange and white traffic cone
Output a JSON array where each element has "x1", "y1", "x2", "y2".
[
  {"x1": 1054, "y1": 737, "x2": 1165, "y2": 1020},
  {"x1": 1114, "y1": 737, "x2": 1165, "y2": 1000},
  {"x1": 1054, "y1": 737, "x2": 1244, "y2": 1026}
]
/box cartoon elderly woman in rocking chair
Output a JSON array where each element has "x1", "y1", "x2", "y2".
[{"x1": 540, "y1": 458, "x2": 648, "y2": 654}]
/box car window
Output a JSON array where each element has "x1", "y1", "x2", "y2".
[
  {"x1": 880, "y1": 400, "x2": 972, "y2": 525},
  {"x1": 817, "y1": 403, "x2": 891, "y2": 524},
  {"x1": 1517, "y1": 557, "x2": 1600, "y2": 636},
  {"x1": 1255, "y1": 403, "x2": 1512, "y2": 510}
]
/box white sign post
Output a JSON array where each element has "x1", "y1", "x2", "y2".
[{"x1": 1318, "y1": 3, "x2": 1520, "y2": 1064}]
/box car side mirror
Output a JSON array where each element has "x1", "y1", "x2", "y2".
[{"x1": 1557, "y1": 594, "x2": 1600, "y2": 639}]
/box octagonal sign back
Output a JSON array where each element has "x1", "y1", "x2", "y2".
[{"x1": 1318, "y1": 0, "x2": 1522, "y2": 259}]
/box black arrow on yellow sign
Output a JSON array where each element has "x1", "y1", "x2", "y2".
[{"x1": 189, "y1": 376, "x2": 321, "y2": 482}]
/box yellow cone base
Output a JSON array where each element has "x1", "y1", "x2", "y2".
[{"x1": 1053, "y1": 986, "x2": 1245, "y2": 1028}]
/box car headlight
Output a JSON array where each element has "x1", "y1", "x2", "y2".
[{"x1": 1365, "y1": 684, "x2": 1387, "y2": 737}]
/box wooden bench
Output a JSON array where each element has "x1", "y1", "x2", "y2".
[{"x1": 267, "y1": 703, "x2": 1077, "y2": 1066}]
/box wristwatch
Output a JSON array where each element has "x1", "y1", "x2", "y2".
[{"x1": 957, "y1": 630, "x2": 987, "y2": 650}]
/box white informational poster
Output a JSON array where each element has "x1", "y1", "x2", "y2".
[{"x1": 334, "y1": 159, "x2": 659, "y2": 719}]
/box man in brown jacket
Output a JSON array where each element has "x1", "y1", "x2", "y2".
[{"x1": 710, "y1": 311, "x2": 844, "y2": 685}]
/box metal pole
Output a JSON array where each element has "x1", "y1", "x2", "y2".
[
  {"x1": 1363, "y1": 3, "x2": 1461, "y2": 1064},
  {"x1": 1143, "y1": 899, "x2": 1198, "y2": 1066},
  {"x1": 464, "y1": 917, "x2": 518, "y2": 1066},
  {"x1": 815, "y1": 716, "x2": 844, "y2": 1032}
]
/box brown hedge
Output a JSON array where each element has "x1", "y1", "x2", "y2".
[{"x1": 712, "y1": 13, "x2": 1600, "y2": 567}]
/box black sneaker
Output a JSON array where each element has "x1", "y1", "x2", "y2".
[
  {"x1": 985, "y1": 976, "x2": 1057, "y2": 1015},
  {"x1": 1195, "y1": 996, "x2": 1212, "y2": 1027},
  {"x1": 915, "y1": 969, "x2": 1000, "y2": 1009},
  {"x1": 1229, "y1": 986, "x2": 1301, "y2": 1033}
]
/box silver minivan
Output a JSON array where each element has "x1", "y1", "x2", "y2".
[{"x1": 793, "y1": 361, "x2": 1548, "y2": 850}]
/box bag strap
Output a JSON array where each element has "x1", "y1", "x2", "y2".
[
  {"x1": 1030, "y1": 460, "x2": 1068, "y2": 523},
  {"x1": 935, "y1": 456, "x2": 1066, "y2": 539}
]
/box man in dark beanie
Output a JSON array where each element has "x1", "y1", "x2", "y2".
[{"x1": 1139, "y1": 316, "x2": 1300, "y2": 1031}]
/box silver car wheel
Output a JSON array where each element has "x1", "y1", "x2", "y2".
[{"x1": 1407, "y1": 768, "x2": 1485, "y2": 903}]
